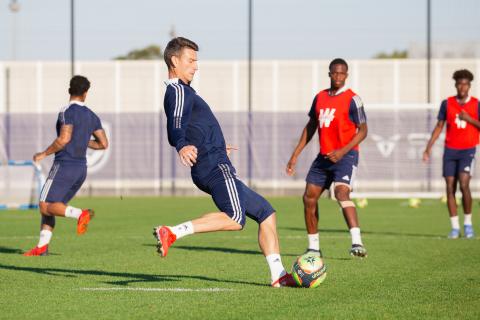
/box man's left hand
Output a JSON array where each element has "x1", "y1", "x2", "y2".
[
  {"x1": 459, "y1": 110, "x2": 472, "y2": 122},
  {"x1": 326, "y1": 149, "x2": 346, "y2": 163}
]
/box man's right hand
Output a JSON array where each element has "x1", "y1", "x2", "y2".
[
  {"x1": 178, "y1": 145, "x2": 198, "y2": 167},
  {"x1": 226, "y1": 144, "x2": 238, "y2": 156},
  {"x1": 286, "y1": 156, "x2": 297, "y2": 176},
  {"x1": 422, "y1": 149, "x2": 430, "y2": 163},
  {"x1": 33, "y1": 152, "x2": 47, "y2": 163}
]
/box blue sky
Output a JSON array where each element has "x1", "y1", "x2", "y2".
[{"x1": 0, "y1": 0, "x2": 479, "y2": 61}]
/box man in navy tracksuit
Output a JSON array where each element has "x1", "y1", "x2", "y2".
[
  {"x1": 24, "y1": 76, "x2": 108, "y2": 256},
  {"x1": 153, "y1": 37, "x2": 295, "y2": 287}
]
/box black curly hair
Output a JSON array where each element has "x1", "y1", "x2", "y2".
[{"x1": 452, "y1": 69, "x2": 474, "y2": 82}]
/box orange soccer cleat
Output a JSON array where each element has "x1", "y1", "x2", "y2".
[
  {"x1": 153, "y1": 226, "x2": 177, "y2": 257},
  {"x1": 23, "y1": 244, "x2": 49, "y2": 256},
  {"x1": 77, "y1": 209, "x2": 95, "y2": 235}
]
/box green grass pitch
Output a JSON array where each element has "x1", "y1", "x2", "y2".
[{"x1": 0, "y1": 197, "x2": 479, "y2": 319}]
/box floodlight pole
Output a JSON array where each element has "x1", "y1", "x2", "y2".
[
  {"x1": 9, "y1": 0, "x2": 20, "y2": 60},
  {"x1": 6, "y1": 1, "x2": 20, "y2": 161},
  {"x1": 5, "y1": 68, "x2": 11, "y2": 160},
  {"x1": 426, "y1": 0, "x2": 432, "y2": 191},
  {"x1": 427, "y1": 0, "x2": 431, "y2": 104},
  {"x1": 247, "y1": 0, "x2": 253, "y2": 187},
  {"x1": 70, "y1": 0, "x2": 75, "y2": 77}
]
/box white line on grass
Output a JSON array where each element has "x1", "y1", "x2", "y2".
[
  {"x1": 233, "y1": 234, "x2": 480, "y2": 241},
  {"x1": 0, "y1": 236, "x2": 37, "y2": 240},
  {"x1": 79, "y1": 287, "x2": 233, "y2": 292}
]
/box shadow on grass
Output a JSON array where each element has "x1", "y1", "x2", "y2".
[
  {"x1": 176, "y1": 245, "x2": 261, "y2": 255},
  {"x1": 0, "y1": 246, "x2": 61, "y2": 256},
  {"x1": 0, "y1": 246, "x2": 23, "y2": 254},
  {"x1": 142, "y1": 244, "x2": 298, "y2": 257},
  {"x1": 0, "y1": 263, "x2": 266, "y2": 287},
  {"x1": 173, "y1": 245, "x2": 354, "y2": 261},
  {"x1": 280, "y1": 227, "x2": 441, "y2": 238},
  {"x1": 143, "y1": 244, "x2": 359, "y2": 262},
  {"x1": 324, "y1": 257, "x2": 352, "y2": 261}
]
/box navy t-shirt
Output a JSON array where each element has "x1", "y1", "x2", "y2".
[
  {"x1": 54, "y1": 102, "x2": 102, "y2": 164},
  {"x1": 164, "y1": 79, "x2": 230, "y2": 179}
]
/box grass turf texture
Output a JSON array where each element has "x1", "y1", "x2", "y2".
[{"x1": 0, "y1": 197, "x2": 479, "y2": 319}]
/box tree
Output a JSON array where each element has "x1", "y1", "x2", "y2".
[
  {"x1": 374, "y1": 50, "x2": 408, "y2": 59},
  {"x1": 115, "y1": 45, "x2": 163, "y2": 60}
]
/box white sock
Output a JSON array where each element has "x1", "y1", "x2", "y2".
[
  {"x1": 171, "y1": 221, "x2": 194, "y2": 240},
  {"x1": 464, "y1": 213, "x2": 472, "y2": 226},
  {"x1": 350, "y1": 227, "x2": 363, "y2": 245},
  {"x1": 307, "y1": 233, "x2": 320, "y2": 251},
  {"x1": 65, "y1": 206, "x2": 82, "y2": 219},
  {"x1": 450, "y1": 216, "x2": 460, "y2": 229},
  {"x1": 37, "y1": 229, "x2": 52, "y2": 247},
  {"x1": 266, "y1": 253, "x2": 286, "y2": 283}
]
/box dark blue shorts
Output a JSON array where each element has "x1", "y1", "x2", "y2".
[
  {"x1": 306, "y1": 150, "x2": 359, "y2": 190},
  {"x1": 443, "y1": 147, "x2": 476, "y2": 177},
  {"x1": 193, "y1": 163, "x2": 275, "y2": 227},
  {"x1": 39, "y1": 162, "x2": 87, "y2": 204}
]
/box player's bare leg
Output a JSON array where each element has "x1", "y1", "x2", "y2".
[
  {"x1": 154, "y1": 211, "x2": 286, "y2": 256},
  {"x1": 334, "y1": 184, "x2": 367, "y2": 257},
  {"x1": 458, "y1": 173, "x2": 472, "y2": 214},
  {"x1": 303, "y1": 184, "x2": 323, "y2": 233},
  {"x1": 335, "y1": 185, "x2": 359, "y2": 228},
  {"x1": 154, "y1": 212, "x2": 295, "y2": 287},
  {"x1": 153, "y1": 212, "x2": 242, "y2": 257},
  {"x1": 24, "y1": 214, "x2": 54, "y2": 256},
  {"x1": 445, "y1": 176, "x2": 461, "y2": 238},
  {"x1": 303, "y1": 183, "x2": 324, "y2": 255},
  {"x1": 258, "y1": 213, "x2": 280, "y2": 256},
  {"x1": 40, "y1": 201, "x2": 94, "y2": 236},
  {"x1": 458, "y1": 173, "x2": 474, "y2": 238},
  {"x1": 191, "y1": 212, "x2": 242, "y2": 232},
  {"x1": 24, "y1": 202, "x2": 94, "y2": 256},
  {"x1": 257, "y1": 213, "x2": 296, "y2": 287},
  {"x1": 445, "y1": 177, "x2": 458, "y2": 217},
  {"x1": 40, "y1": 201, "x2": 67, "y2": 217}
]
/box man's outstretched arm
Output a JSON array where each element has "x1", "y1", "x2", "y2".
[{"x1": 286, "y1": 117, "x2": 318, "y2": 176}]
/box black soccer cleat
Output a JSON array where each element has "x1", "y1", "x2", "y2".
[
  {"x1": 350, "y1": 244, "x2": 367, "y2": 258},
  {"x1": 304, "y1": 248, "x2": 323, "y2": 257}
]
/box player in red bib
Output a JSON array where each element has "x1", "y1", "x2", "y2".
[
  {"x1": 423, "y1": 69, "x2": 480, "y2": 239},
  {"x1": 286, "y1": 58, "x2": 368, "y2": 258}
]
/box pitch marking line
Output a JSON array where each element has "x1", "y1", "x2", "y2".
[
  {"x1": 80, "y1": 287, "x2": 233, "y2": 292},
  {"x1": 233, "y1": 235, "x2": 480, "y2": 240}
]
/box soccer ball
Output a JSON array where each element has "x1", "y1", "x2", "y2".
[
  {"x1": 408, "y1": 198, "x2": 421, "y2": 208},
  {"x1": 356, "y1": 198, "x2": 368, "y2": 208},
  {"x1": 291, "y1": 253, "x2": 327, "y2": 288}
]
